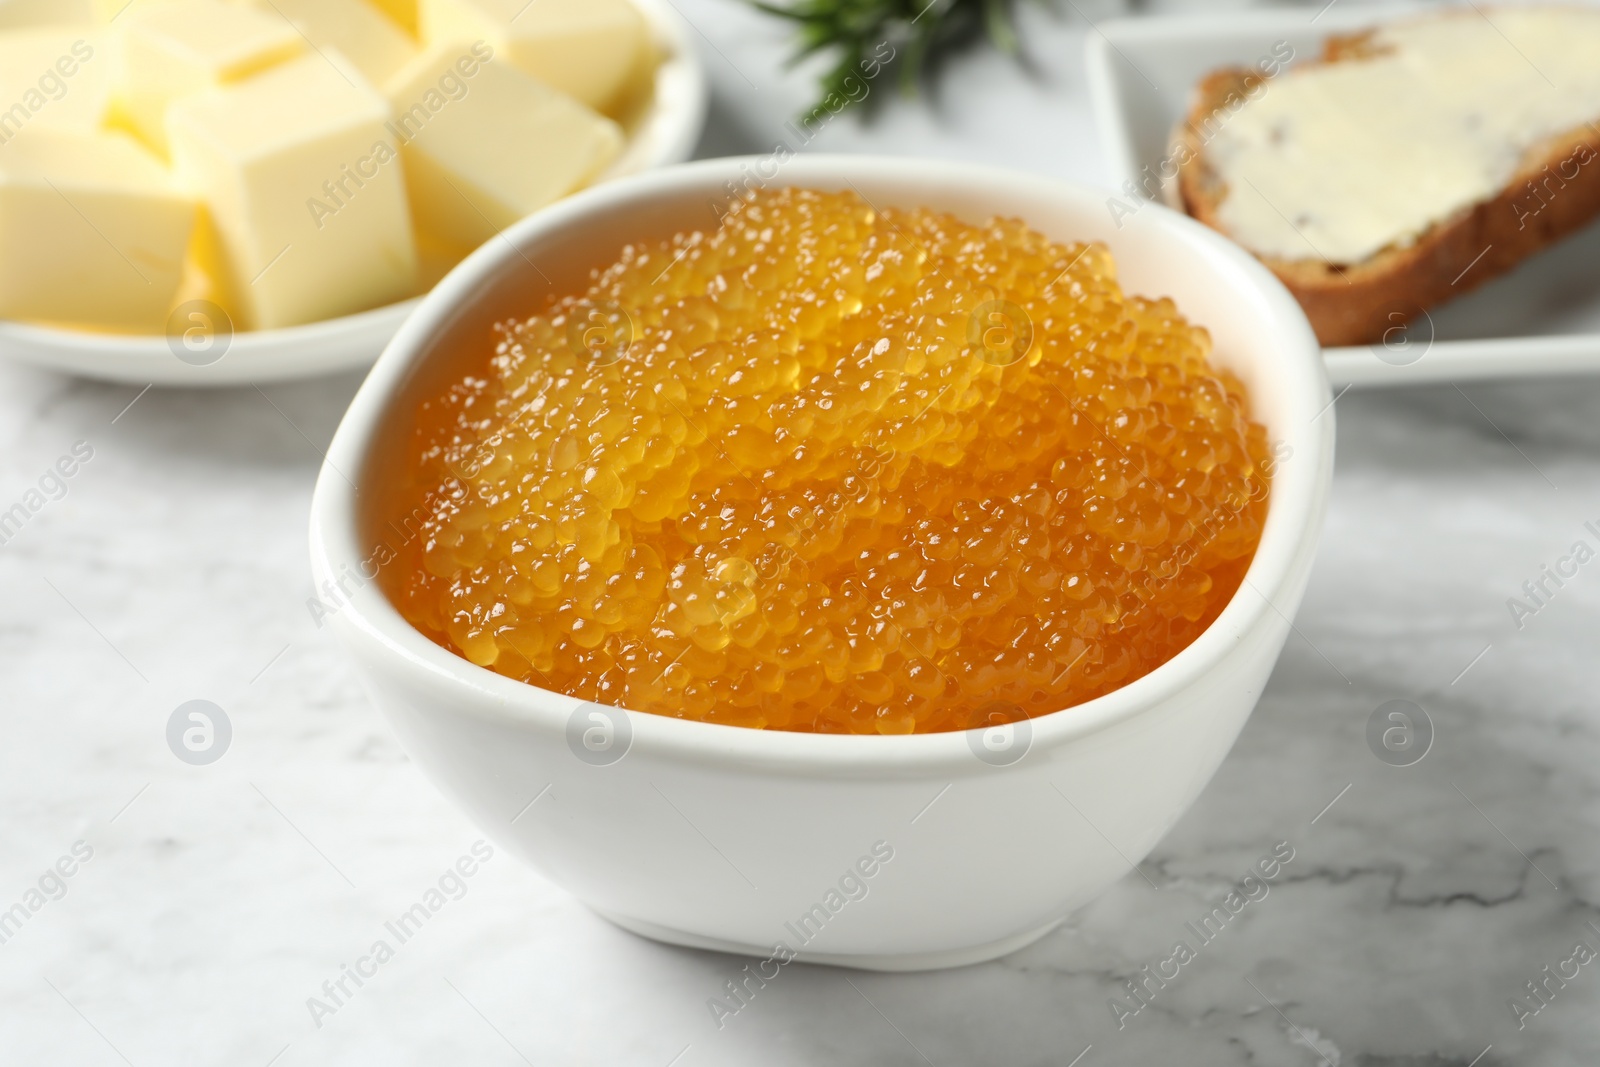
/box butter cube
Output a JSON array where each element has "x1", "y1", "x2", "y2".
[
  {"x1": 0, "y1": 127, "x2": 193, "y2": 331},
  {"x1": 387, "y1": 40, "x2": 621, "y2": 248},
  {"x1": 238, "y1": 0, "x2": 417, "y2": 88},
  {"x1": 0, "y1": 30, "x2": 111, "y2": 137},
  {"x1": 167, "y1": 53, "x2": 418, "y2": 329},
  {"x1": 115, "y1": 0, "x2": 303, "y2": 154},
  {"x1": 0, "y1": 0, "x2": 91, "y2": 27},
  {"x1": 171, "y1": 209, "x2": 232, "y2": 316},
  {"x1": 369, "y1": 0, "x2": 417, "y2": 36},
  {"x1": 418, "y1": 0, "x2": 648, "y2": 116}
]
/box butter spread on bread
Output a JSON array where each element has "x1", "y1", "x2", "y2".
[{"x1": 1178, "y1": 7, "x2": 1600, "y2": 346}]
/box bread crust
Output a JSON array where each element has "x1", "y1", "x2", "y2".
[{"x1": 1175, "y1": 40, "x2": 1600, "y2": 347}]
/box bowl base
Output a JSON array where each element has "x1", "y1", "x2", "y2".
[{"x1": 592, "y1": 908, "x2": 1064, "y2": 972}]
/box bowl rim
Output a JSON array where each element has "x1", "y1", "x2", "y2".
[
  {"x1": 0, "y1": 0, "x2": 708, "y2": 375},
  {"x1": 310, "y1": 153, "x2": 1333, "y2": 773}
]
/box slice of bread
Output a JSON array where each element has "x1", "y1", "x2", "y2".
[{"x1": 1176, "y1": 25, "x2": 1600, "y2": 348}]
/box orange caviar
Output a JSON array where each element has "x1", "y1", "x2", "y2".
[{"x1": 376, "y1": 188, "x2": 1272, "y2": 734}]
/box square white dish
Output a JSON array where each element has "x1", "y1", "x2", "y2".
[{"x1": 1084, "y1": 2, "x2": 1600, "y2": 388}]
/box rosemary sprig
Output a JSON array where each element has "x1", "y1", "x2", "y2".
[{"x1": 751, "y1": 0, "x2": 1026, "y2": 119}]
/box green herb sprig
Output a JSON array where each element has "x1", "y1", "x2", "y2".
[{"x1": 751, "y1": 0, "x2": 1026, "y2": 118}]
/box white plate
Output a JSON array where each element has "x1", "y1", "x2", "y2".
[
  {"x1": 1084, "y1": 3, "x2": 1600, "y2": 388},
  {"x1": 0, "y1": 0, "x2": 708, "y2": 388}
]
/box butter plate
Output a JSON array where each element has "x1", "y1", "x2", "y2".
[
  {"x1": 0, "y1": 0, "x2": 708, "y2": 388},
  {"x1": 1084, "y1": 3, "x2": 1600, "y2": 388}
]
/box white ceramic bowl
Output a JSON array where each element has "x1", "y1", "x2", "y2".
[
  {"x1": 309, "y1": 155, "x2": 1334, "y2": 971},
  {"x1": 0, "y1": 0, "x2": 707, "y2": 388}
]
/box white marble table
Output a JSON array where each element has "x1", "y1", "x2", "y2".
[{"x1": 4, "y1": 2, "x2": 1599, "y2": 1064}]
